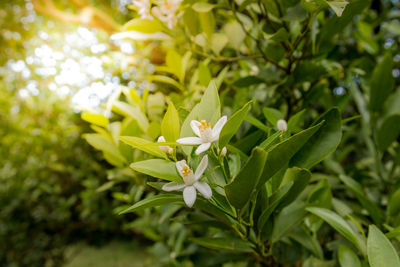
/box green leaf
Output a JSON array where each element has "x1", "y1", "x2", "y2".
[
  {"x1": 161, "y1": 102, "x2": 180, "y2": 142},
  {"x1": 197, "y1": 80, "x2": 221, "y2": 124},
  {"x1": 369, "y1": 53, "x2": 394, "y2": 111},
  {"x1": 123, "y1": 18, "x2": 164, "y2": 33},
  {"x1": 277, "y1": 167, "x2": 311, "y2": 210},
  {"x1": 368, "y1": 225, "x2": 400, "y2": 267},
  {"x1": 148, "y1": 75, "x2": 184, "y2": 91},
  {"x1": 257, "y1": 181, "x2": 293, "y2": 234},
  {"x1": 377, "y1": 115, "x2": 400, "y2": 151},
  {"x1": 211, "y1": 33, "x2": 228, "y2": 55},
  {"x1": 119, "y1": 194, "x2": 183, "y2": 214},
  {"x1": 245, "y1": 116, "x2": 270, "y2": 133},
  {"x1": 271, "y1": 202, "x2": 307, "y2": 242},
  {"x1": 287, "y1": 109, "x2": 305, "y2": 133},
  {"x1": 290, "y1": 108, "x2": 342, "y2": 169},
  {"x1": 388, "y1": 188, "x2": 400, "y2": 217},
  {"x1": 263, "y1": 107, "x2": 284, "y2": 126},
  {"x1": 112, "y1": 100, "x2": 149, "y2": 131},
  {"x1": 307, "y1": 207, "x2": 366, "y2": 256},
  {"x1": 223, "y1": 22, "x2": 246, "y2": 50},
  {"x1": 259, "y1": 131, "x2": 282, "y2": 150},
  {"x1": 327, "y1": 1, "x2": 349, "y2": 17},
  {"x1": 338, "y1": 175, "x2": 384, "y2": 224},
  {"x1": 258, "y1": 122, "x2": 323, "y2": 187},
  {"x1": 233, "y1": 76, "x2": 265, "y2": 88},
  {"x1": 166, "y1": 50, "x2": 183, "y2": 82},
  {"x1": 219, "y1": 101, "x2": 252, "y2": 148},
  {"x1": 338, "y1": 245, "x2": 361, "y2": 267},
  {"x1": 190, "y1": 237, "x2": 252, "y2": 253},
  {"x1": 265, "y1": 28, "x2": 289, "y2": 42},
  {"x1": 225, "y1": 147, "x2": 268, "y2": 209},
  {"x1": 81, "y1": 113, "x2": 109, "y2": 127},
  {"x1": 198, "y1": 62, "x2": 212, "y2": 87},
  {"x1": 307, "y1": 179, "x2": 332, "y2": 209},
  {"x1": 192, "y1": 2, "x2": 216, "y2": 12},
  {"x1": 119, "y1": 136, "x2": 166, "y2": 158},
  {"x1": 83, "y1": 133, "x2": 126, "y2": 164},
  {"x1": 130, "y1": 159, "x2": 182, "y2": 182}
]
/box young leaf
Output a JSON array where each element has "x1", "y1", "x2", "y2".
[
  {"x1": 123, "y1": 18, "x2": 164, "y2": 33},
  {"x1": 219, "y1": 101, "x2": 252, "y2": 148},
  {"x1": 161, "y1": 102, "x2": 180, "y2": 142},
  {"x1": 119, "y1": 194, "x2": 183, "y2": 214},
  {"x1": 369, "y1": 53, "x2": 394, "y2": 111},
  {"x1": 338, "y1": 245, "x2": 361, "y2": 267},
  {"x1": 367, "y1": 225, "x2": 400, "y2": 267},
  {"x1": 81, "y1": 113, "x2": 109, "y2": 127},
  {"x1": 112, "y1": 100, "x2": 149, "y2": 131},
  {"x1": 225, "y1": 147, "x2": 268, "y2": 209},
  {"x1": 130, "y1": 159, "x2": 182, "y2": 182},
  {"x1": 119, "y1": 136, "x2": 166, "y2": 158},
  {"x1": 290, "y1": 108, "x2": 342, "y2": 169},
  {"x1": 83, "y1": 133, "x2": 126, "y2": 164},
  {"x1": 198, "y1": 80, "x2": 221, "y2": 124},
  {"x1": 307, "y1": 207, "x2": 366, "y2": 256}
]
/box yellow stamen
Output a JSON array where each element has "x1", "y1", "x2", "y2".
[
  {"x1": 181, "y1": 166, "x2": 192, "y2": 177},
  {"x1": 198, "y1": 120, "x2": 211, "y2": 132}
]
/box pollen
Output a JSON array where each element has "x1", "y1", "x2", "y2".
[
  {"x1": 181, "y1": 166, "x2": 192, "y2": 177},
  {"x1": 198, "y1": 120, "x2": 211, "y2": 132}
]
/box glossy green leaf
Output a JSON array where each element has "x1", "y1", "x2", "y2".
[
  {"x1": 161, "y1": 102, "x2": 180, "y2": 142},
  {"x1": 368, "y1": 225, "x2": 400, "y2": 267},
  {"x1": 290, "y1": 108, "x2": 342, "y2": 169},
  {"x1": 307, "y1": 207, "x2": 366, "y2": 255},
  {"x1": 197, "y1": 80, "x2": 221, "y2": 124},
  {"x1": 369, "y1": 53, "x2": 394, "y2": 111},
  {"x1": 219, "y1": 101, "x2": 252, "y2": 148},
  {"x1": 166, "y1": 50, "x2": 183, "y2": 81},
  {"x1": 388, "y1": 188, "x2": 400, "y2": 217},
  {"x1": 377, "y1": 115, "x2": 400, "y2": 151},
  {"x1": 271, "y1": 202, "x2": 307, "y2": 242},
  {"x1": 225, "y1": 147, "x2": 268, "y2": 209},
  {"x1": 130, "y1": 159, "x2": 182, "y2": 182},
  {"x1": 192, "y1": 2, "x2": 216, "y2": 12},
  {"x1": 119, "y1": 136, "x2": 166, "y2": 158},
  {"x1": 338, "y1": 245, "x2": 361, "y2": 267},
  {"x1": 123, "y1": 18, "x2": 164, "y2": 33},
  {"x1": 277, "y1": 167, "x2": 311, "y2": 210},
  {"x1": 258, "y1": 122, "x2": 323, "y2": 187},
  {"x1": 119, "y1": 194, "x2": 183, "y2": 214}
]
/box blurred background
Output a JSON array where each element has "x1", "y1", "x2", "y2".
[{"x1": 0, "y1": 0, "x2": 159, "y2": 266}]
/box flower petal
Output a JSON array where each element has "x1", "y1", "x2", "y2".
[
  {"x1": 157, "y1": 136, "x2": 166, "y2": 142},
  {"x1": 176, "y1": 137, "x2": 202, "y2": 145},
  {"x1": 183, "y1": 186, "x2": 196, "y2": 207},
  {"x1": 190, "y1": 120, "x2": 201, "y2": 137},
  {"x1": 176, "y1": 160, "x2": 189, "y2": 178},
  {"x1": 195, "y1": 155, "x2": 208, "y2": 180},
  {"x1": 212, "y1": 116, "x2": 227, "y2": 140},
  {"x1": 162, "y1": 182, "x2": 185, "y2": 192},
  {"x1": 195, "y1": 142, "x2": 211, "y2": 155},
  {"x1": 194, "y1": 182, "x2": 212, "y2": 199}
]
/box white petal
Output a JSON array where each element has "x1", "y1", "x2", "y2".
[
  {"x1": 176, "y1": 137, "x2": 202, "y2": 145},
  {"x1": 195, "y1": 142, "x2": 211, "y2": 155},
  {"x1": 157, "y1": 136, "x2": 166, "y2": 142},
  {"x1": 195, "y1": 155, "x2": 208, "y2": 180},
  {"x1": 212, "y1": 116, "x2": 227, "y2": 140},
  {"x1": 194, "y1": 182, "x2": 212, "y2": 199},
  {"x1": 176, "y1": 160, "x2": 189, "y2": 178},
  {"x1": 190, "y1": 120, "x2": 201, "y2": 137},
  {"x1": 183, "y1": 186, "x2": 197, "y2": 207},
  {"x1": 162, "y1": 182, "x2": 185, "y2": 192}
]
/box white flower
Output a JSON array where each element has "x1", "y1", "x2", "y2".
[
  {"x1": 162, "y1": 155, "x2": 212, "y2": 207},
  {"x1": 177, "y1": 116, "x2": 227, "y2": 155},
  {"x1": 152, "y1": 0, "x2": 182, "y2": 29},
  {"x1": 158, "y1": 136, "x2": 173, "y2": 154},
  {"x1": 132, "y1": 0, "x2": 152, "y2": 19},
  {"x1": 220, "y1": 146, "x2": 227, "y2": 156},
  {"x1": 277, "y1": 119, "x2": 287, "y2": 131}
]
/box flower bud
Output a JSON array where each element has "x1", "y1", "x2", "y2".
[
  {"x1": 220, "y1": 146, "x2": 227, "y2": 156},
  {"x1": 157, "y1": 136, "x2": 173, "y2": 154},
  {"x1": 277, "y1": 119, "x2": 287, "y2": 131}
]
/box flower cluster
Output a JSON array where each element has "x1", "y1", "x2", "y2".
[
  {"x1": 158, "y1": 116, "x2": 227, "y2": 207},
  {"x1": 131, "y1": 0, "x2": 183, "y2": 29}
]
